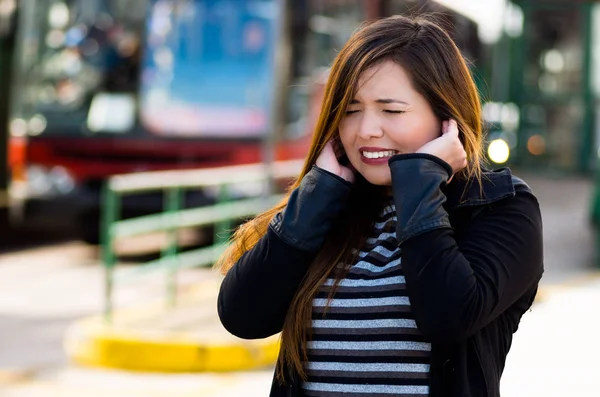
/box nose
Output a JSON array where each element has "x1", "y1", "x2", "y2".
[{"x1": 356, "y1": 111, "x2": 384, "y2": 140}]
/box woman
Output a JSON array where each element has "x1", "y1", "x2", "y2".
[{"x1": 216, "y1": 15, "x2": 543, "y2": 397}]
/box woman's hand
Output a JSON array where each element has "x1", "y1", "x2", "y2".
[
  {"x1": 417, "y1": 119, "x2": 467, "y2": 180},
  {"x1": 315, "y1": 141, "x2": 356, "y2": 183}
]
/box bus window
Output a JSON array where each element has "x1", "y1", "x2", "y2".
[{"x1": 139, "y1": 0, "x2": 280, "y2": 138}]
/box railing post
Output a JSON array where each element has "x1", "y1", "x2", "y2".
[
  {"x1": 102, "y1": 182, "x2": 120, "y2": 324},
  {"x1": 164, "y1": 187, "x2": 182, "y2": 307}
]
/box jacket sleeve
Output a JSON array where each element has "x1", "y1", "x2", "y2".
[
  {"x1": 217, "y1": 166, "x2": 352, "y2": 339},
  {"x1": 388, "y1": 154, "x2": 544, "y2": 343}
]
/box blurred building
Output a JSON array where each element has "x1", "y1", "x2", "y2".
[
  {"x1": 301, "y1": 0, "x2": 600, "y2": 175},
  {"x1": 1, "y1": 0, "x2": 600, "y2": 237},
  {"x1": 481, "y1": 0, "x2": 600, "y2": 174}
]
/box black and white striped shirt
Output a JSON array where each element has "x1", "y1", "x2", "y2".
[{"x1": 302, "y1": 203, "x2": 432, "y2": 397}]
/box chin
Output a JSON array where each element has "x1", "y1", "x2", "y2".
[{"x1": 360, "y1": 169, "x2": 392, "y2": 186}]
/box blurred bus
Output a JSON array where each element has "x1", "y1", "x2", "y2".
[
  {"x1": 6, "y1": 1, "x2": 279, "y2": 241},
  {"x1": 6, "y1": 0, "x2": 482, "y2": 242}
]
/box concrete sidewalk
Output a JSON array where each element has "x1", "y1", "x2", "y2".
[
  {"x1": 501, "y1": 277, "x2": 600, "y2": 397},
  {"x1": 62, "y1": 271, "x2": 600, "y2": 374},
  {"x1": 63, "y1": 172, "x2": 600, "y2": 373}
]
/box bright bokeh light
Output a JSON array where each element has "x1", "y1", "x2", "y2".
[
  {"x1": 433, "y1": 0, "x2": 507, "y2": 43},
  {"x1": 48, "y1": 2, "x2": 70, "y2": 29},
  {"x1": 488, "y1": 139, "x2": 510, "y2": 164},
  {"x1": 543, "y1": 49, "x2": 565, "y2": 73}
]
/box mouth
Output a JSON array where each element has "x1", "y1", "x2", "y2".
[{"x1": 359, "y1": 147, "x2": 399, "y2": 164}]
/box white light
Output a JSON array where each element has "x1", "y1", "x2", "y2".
[
  {"x1": 504, "y1": 3, "x2": 524, "y2": 38},
  {"x1": 543, "y1": 50, "x2": 565, "y2": 73},
  {"x1": 87, "y1": 93, "x2": 136, "y2": 133},
  {"x1": 0, "y1": 0, "x2": 16, "y2": 18},
  {"x1": 483, "y1": 102, "x2": 502, "y2": 123},
  {"x1": 500, "y1": 103, "x2": 520, "y2": 132},
  {"x1": 10, "y1": 118, "x2": 27, "y2": 137},
  {"x1": 28, "y1": 114, "x2": 47, "y2": 136},
  {"x1": 49, "y1": 3, "x2": 70, "y2": 29},
  {"x1": 488, "y1": 139, "x2": 510, "y2": 164}
]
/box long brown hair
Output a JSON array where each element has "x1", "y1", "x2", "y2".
[{"x1": 215, "y1": 15, "x2": 484, "y2": 381}]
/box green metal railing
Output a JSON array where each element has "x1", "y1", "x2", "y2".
[{"x1": 101, "y1": 160, "x2": 304, "y2": 322}]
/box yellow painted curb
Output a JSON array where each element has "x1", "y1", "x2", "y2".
[
  {"x1": 64, "y1": 319, "x2": 280, "y2": 373},
  {"x1": 63, "y1": 278, "x2": 280, "y2": 373}
]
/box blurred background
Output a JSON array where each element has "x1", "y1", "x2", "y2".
[{"x1": 0, "y1": 0, "x2": 599, "y2": 396}]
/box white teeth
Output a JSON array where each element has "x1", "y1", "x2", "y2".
[{"x1": 362, "y1": 150, "x2": 396, "y2": 159}]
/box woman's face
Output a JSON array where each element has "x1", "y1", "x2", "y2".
[{"x1": 338, "y1": 60, "x2": 441, "y2": 186}]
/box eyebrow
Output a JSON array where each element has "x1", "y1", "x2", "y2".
[{"x1": 350, "y1": 98, "x2": 409, "y2": 105}]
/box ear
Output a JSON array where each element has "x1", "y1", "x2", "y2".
[{"x1": 441, "y1": 120, "x2": 449, "y2": 134}]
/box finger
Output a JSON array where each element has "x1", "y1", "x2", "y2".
[
  {"x1": 442, "y1": 120, "x2": 449, "y2": 134},
  {"x1": 446, "y1": 119, "x2": 459, "y2": 137}
]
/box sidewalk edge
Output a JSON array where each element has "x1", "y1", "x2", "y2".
[{"x1": 63, "y1": 317, "x2": 280, "y2": 373}]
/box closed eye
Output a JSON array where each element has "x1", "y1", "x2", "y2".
[
  {"x1": 345, "y1": 110, "x2": 360, "y2": 115},
  {"x1": 384, "y1": 110, "x2": 405, "y2": 114}
]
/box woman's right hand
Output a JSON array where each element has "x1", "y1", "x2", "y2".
[{"x1": 316, "y1": 141, "x2": 356, "y2": 183}]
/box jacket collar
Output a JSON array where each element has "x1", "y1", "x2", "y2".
[{"x1": 443, "y1": 167, "x2": 516, "y2": 210}]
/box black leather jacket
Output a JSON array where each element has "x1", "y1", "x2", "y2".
[{"x1": 218, "y1": 153, "x2": 544, "y2": 397}]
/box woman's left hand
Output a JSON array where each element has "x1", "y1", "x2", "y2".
[{"x1": 416, "y1": 119, "x2": 467, "y2": 178}]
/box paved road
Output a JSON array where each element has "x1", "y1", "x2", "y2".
[
  {"x1": 521, "y1": 172, "x2": 597, "y2": 283},
  {"x1": 0, "y1": 173, "x2": 598, "y2": 396},
  {"x1": 0, "y1": 243, "x2": 97, "y2": 370}
]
